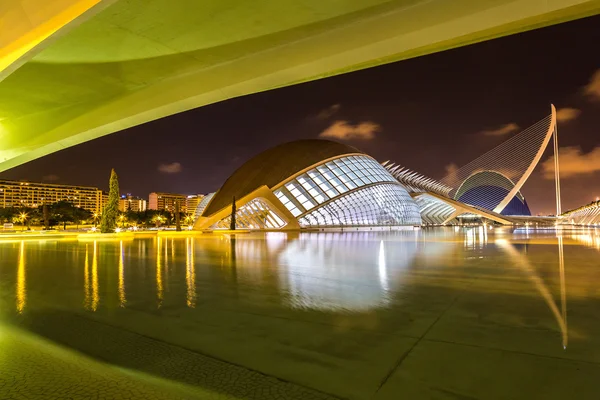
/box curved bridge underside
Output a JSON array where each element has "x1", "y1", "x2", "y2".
[{"x1": 2, "y1": 0, "x2": 599, "y2": 172}]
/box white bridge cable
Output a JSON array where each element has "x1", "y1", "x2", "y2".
[
  {"x1": 445, "y1": 116, "x2": 551, "y2": 180},
  {"x1": 440, "y1": 114, "x2": 553, "y2": 199}
]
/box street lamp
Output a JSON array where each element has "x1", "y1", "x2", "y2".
[{"x1": 19, "y1": 212, "x2": 28, "y2": 231}]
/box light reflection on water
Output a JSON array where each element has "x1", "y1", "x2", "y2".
[
  {"x1": 277, "y1": 232, "x2": 420, "y2": 311},
  {"x1": 1, "y1": 228, "x2": 599, "y2": 350},
  {"x1": 16, "y1": 241, "x2": 25, "y2": 314}
]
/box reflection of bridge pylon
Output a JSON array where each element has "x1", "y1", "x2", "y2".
[{"x1": 497, "y1": 237, "x2": 568, "y2": 349}]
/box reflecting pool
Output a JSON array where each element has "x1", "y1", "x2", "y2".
[{"x1": 1, "y1": 228, "x2": 600, "y2": 399}]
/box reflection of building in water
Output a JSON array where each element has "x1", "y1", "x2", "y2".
[
  {"x1": 278, "y1": 232, "x2": 419, "y2": 312},
  {"x1": 570, "y1": 229, "x2": 600, "y2": 251},
  {"x1": 463, "y1": 226, "x2": 489, "y2": 250},
  {"x1": 16, "y1": 241, "x2": 26, "y2": 313},
  {"x1": 84, "y1": 241, "x2": 99, "y2": 311},
  {"x1": 186, "y1": 237, "x2": 196, "y2": 308},
  {"x1": 118, "y1": 241, "x2": 126, "y2": 307},
  {"x1": 156, "y1": 237, "x2": 163, "y2": 307}
]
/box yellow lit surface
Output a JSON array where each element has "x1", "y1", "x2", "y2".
[
  {"x1": 1, "y1": 0, "x2": 600, "y2": 171},
  {"x1": 0, "y1": 0, "x2": 103, "y2": 78}
]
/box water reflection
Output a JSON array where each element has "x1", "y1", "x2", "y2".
[
  {"x1": 16, "y1": 241, "x2": 26, "y2": 314},
  {"x1": 83, "y1": 242, "x2": 99, "y2": 312},
  {"x1": 558, "y1": 236, "x2": 567, "y2": 349},
  {"x1": 570, "y1": 228, "x2": 600, "y2": 250},
  {"x1": 496, "y1": 236, "x2": 568, "y2": 349},
  {"x1": 278, "y1": 232, "x2": 419, "y2": 312},
  {"x1": 186, "y1": 237, "x2": 196, "y2": 308},
  {"x1": 156, "y1": 237, "x2": 163, "y2": 307},
  {"x1": 378, "y1": 240, "x2": 388, "y2": 292},
  {"x1": 2, "y1": 228, "x2": 597, "y2": 353},
  {"x1": 463, "y1": 225, "x2": 489, "y2": 250},
  {"x1": 118, "y1": 241, "x2": 126, "y2": 307}
]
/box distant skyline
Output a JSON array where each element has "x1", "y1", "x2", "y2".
[{"x1": 1, "y1": 14, "x2": 599, "y2": 214}]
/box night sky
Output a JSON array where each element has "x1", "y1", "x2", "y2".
[{"x1": 2, "y1": 15, "x2": 599, "y2": 215}]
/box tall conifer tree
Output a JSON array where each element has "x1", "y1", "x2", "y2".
[{"x1": 101, "y1": 169, "x2": 120, "y2": 233}]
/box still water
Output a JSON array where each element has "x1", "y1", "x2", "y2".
[{"x1": 1, "y1": 228, "x2": 600, "y2": 399}]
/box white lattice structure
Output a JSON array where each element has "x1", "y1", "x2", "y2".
[
  {"x1": 440, "y1": 105, "x2": 558, "y2": 214},
  {"x1": 382, "y1": 162, "x2": 452, "y2": 197},
  {"x1": 562, "y1": 201, "x2": 600, "y2": 226}
]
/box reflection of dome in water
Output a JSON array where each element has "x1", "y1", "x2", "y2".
[
  {"x1": 277, "y1": 232, "x2": 419, "y2": 312},
  {"x1": 455, "y1": 171, "x2": 531, "y2": 216}
]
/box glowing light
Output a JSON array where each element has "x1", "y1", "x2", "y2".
[
  {"x1": 115, "y1": 227, "x2": 122, "y2": 233},
  {"x1": 16, "y1": 241, "x2": 26, "y2": 314}
]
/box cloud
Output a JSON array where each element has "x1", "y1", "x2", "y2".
[
  {"x1": 42, "y1": 174, "x2": 60, "y2": 182},
  {"x1": 316, "y1": 104, "x2": 341, "y2": 120},
  {"x1": 479, "y1": 123, "x2": 519, "y2": 137},
  {"x1": 158, "y1": 162, "x2": 182, "y2": 174},
  {"x1": 319, "y1": 120, "x2": 380, "y2": 140},
  {"x1": 443, "y1": 163, "x2": 460, "y2": 185},
  {"x1": 541, "y1": 146, "x2": 600, "y2": 179},
  {"x1": 556, "y1": 107, "x2": 581, "y2": 123},
  {"x1": 584, "y1": 69, "x2": 600, "y2": 101}
]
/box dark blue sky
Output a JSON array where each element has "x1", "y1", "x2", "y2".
[{"x1": 2, "y1": 14, "x2": 599, "y2": 214}]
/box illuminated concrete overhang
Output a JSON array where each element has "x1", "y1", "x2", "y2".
[
  {"x1": 2, "y1": 0, "x2": 600, "y2": 171},
  {"x1": 194, "y1": 185, "x2": 301, "y2": 231}
]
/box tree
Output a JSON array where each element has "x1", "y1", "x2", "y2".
[
  {"x1": 100, "y1": 169, "x2": 120, "y2": 233},
  {"x1": 229, "y1": 196, "x2": 236, "y2": 230},
  {"x1": 72, "y1": 207, "x2": 91, "y2": 230},
  {"x1": 43, "y1": 203, "x2": 50, "y2": 229},
  {"x1": 0, "y1": 207, "x2": 17, "y2": 224},
  {"x1": 51, "y1": 200, "x2": 75, "y2": 230},
  {"x1": 175, "y1": 201, "x2": 181, "y2": 231}
]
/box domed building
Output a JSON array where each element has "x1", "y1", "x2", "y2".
[
  {"x1": 455, "y1": 170, "x2": 531, "y2": 216},
  {"x1": 194, "y1": 140, "x2": 422, "y2": 230}
]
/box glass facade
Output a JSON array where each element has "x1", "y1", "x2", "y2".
[
  {"x1": 212, "y1": 198, "x2": 287, "y2": 229},
  {"x1": 297, "y1": 183, "x2": 421, "y2": 227},
  {"x1": 193, "y1": 192, "x2": 215, "y2": 219},
  {"x1": 274, "y1": 155, "x2": 397, "y2": 216}
]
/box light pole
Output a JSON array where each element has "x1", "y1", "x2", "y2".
[{"x1": 19, "y1": 212, "x2": 28, "y2": 231}]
